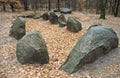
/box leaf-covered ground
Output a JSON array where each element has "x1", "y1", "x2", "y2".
[{"x1": 0, "y1": 11, "x2": 120, "y2": 78}]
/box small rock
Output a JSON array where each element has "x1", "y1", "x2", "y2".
[
  {"x1": 33, "y1": 15, "x2": 40, "y2": 19},
  {"x1": 18, "y1": 15, "x2": 26, "y2": 18},
  {"x1": 18, "y1": 14, "x2": 35, "y2": 18},
  {"x1": 26, "y1": 14, "x2": 35, "y2": 18}
]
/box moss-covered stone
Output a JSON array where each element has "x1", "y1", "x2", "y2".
[
  {"x1": 49, "y1": 12, "x2": 58, "y2": 24},
  {"x1": 58, "y1": 14, "x2": 66, "y2": 27},
  {"x1": 67, "y1": 16, "x2": 82, "y2": 32},
  {"x1": 9, "y1": 17, "x2": 26, "y2": 40},
  {"x1": 42, "y1": 12, "x2": 49, "y2": 20},
  {"x1": 60, "y1": 24, "x2": 118, "y2": 73},
  {"x1": 16, "y1": 31, "x2": 49, "y2": 64}
]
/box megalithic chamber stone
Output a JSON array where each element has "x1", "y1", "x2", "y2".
[{"x1": 60, "y1": 24, "x2": 118, "y2": 73}]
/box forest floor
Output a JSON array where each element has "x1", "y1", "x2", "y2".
[{"x1": 0, "y1": 11, "x2": 120, "y2": 78}]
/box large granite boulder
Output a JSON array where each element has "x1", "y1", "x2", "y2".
[
  {"x1": 42, "y1": 12, "x2": 49, "y2": 20},
  {"x1": 16, "y1": 31, "x2": 49, "y2": 64},
  {"x1": 49, "y1": 12, "x2": 58, "y2": 24},
  {"x1": 9, "y1": 17, "x2": 26, "y2": 40},
  {"x1": 67, "y1": 16, "x2": 82, "y2": 32},
  {"x1": 60, "y1": 8, "x2": 72, "y2": 14},
  {"x1": 60, "y1": 24, "x2": 119, "y2": 73},
  {"x1": 58, "y1": 14, "x2": 66, "y2": 27}
]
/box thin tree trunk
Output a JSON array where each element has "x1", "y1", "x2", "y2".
[
  {"x1": 10, "y1": 3, "x2": 15, "y2": 12},
  {"x1": 100, "y1": 0, "x2": 106, "y2": 19},
  {"x1": 71, "y1": 0, "x2": 77, "y2": 10},
  {"x1": 35, "y1": 0, "x2": 39, "y2": 10},
  {"x1": 48, "y1": 0, "x2": 51, "y2": 11},
  {"x1": 23, "y1": 0, "x2": 28, "y2": 10},
  {"x1": 100, "y1": 8, "x2": 106, "y2": 19},
  {"x1": 96, "y1": 0, "x2": 100, "y2": 14},
  {"x1": 30, "y1": 0, "x2": 36, "y2": 14},
  {"x1": 3, "y1": 3, "x2": 6, "y2": 11},
  {"x1": 57, "y1": 0, "x2": 60, "y2": 11},
  {"x1": 114, "y1": 0, "x2": 120, "y2": 17}
]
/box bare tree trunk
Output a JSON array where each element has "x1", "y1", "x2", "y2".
[
  {"x1": 48, "y1": 0, "x2": 51, "y2": 11},
  {"x1": 57, "y1": 0, "x2": 60, "y2": 11},
  {"x1": 114, "y1": 0, "x2": 120, "y2": 17},
  {"x1": 10, "y1": 3, "x2": 15, "y2": 12},
  {"x1": 71, "y1": 0, "x2": 77, "y2": 10},
  {"x1": 100, "y1": 0, "x2": 106, "y2": 19},
  {"x1": 20, "y1": 0, "x2": 29, "y2": 11},
  {"x1": 65, "y1": 0, "x2": 71, "y2": 8},
  {"x1": 23, "y1": 0, "x2": 28, "y2": 10},
  {"x1": 30, "y1": 0, "x2": 36, "y2": 14},
  {"x1": 100, "y1": 8, "x2": 106, "y2": 19},
  {"x1": 96, "y1": 0, "x2": 100, "y2": 14},
  {"x1": 3, "y1": 3, "x2": 6, "y2": 11},
  {"x1": 35, "y1": 0, "x2": 39, "y2": 10}
]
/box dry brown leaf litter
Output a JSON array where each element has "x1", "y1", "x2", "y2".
[{"x1": 0, "y1": 12, "x2": 120, "y2": 78}]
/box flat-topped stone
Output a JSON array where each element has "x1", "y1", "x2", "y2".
[{"x1": 60, "y1": 8, "x2": 72, "y2": 14}]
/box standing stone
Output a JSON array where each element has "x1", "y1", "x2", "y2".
[
  {"x1": 42, "y1": 12, "x2": 49, "y2": 20},
  {"x1": 16, "y1": 31, "x2": 49, "y2": 64},
  {"x1": 60, "y1": 24, "x2": 118, "y2": 73},
  {"x1": 9, "y1": 17, "x2": 26, "y2": 40},
  {"x1": 49, "y1": 12, "x2": 58, "y2": 24},
  {"x1": 67, "y1": 16, "x2": 82, "y2": 32},
  {"x1": 58, "y1": 14, "x2": 66, "y2": 27}
]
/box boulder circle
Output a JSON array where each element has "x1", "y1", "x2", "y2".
[
  {"x1": 9, "y1": 17, "x2": 26, "y2": 40},
  {"x1": 60, "y1": 24, "x2": 119, "y2": 73},
  {"x1": 67, "y1": 16, "x2": 82, "y2": 32},
  {"x1": 16, "y1": 31, "x2": 49, "y2": 64}
]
